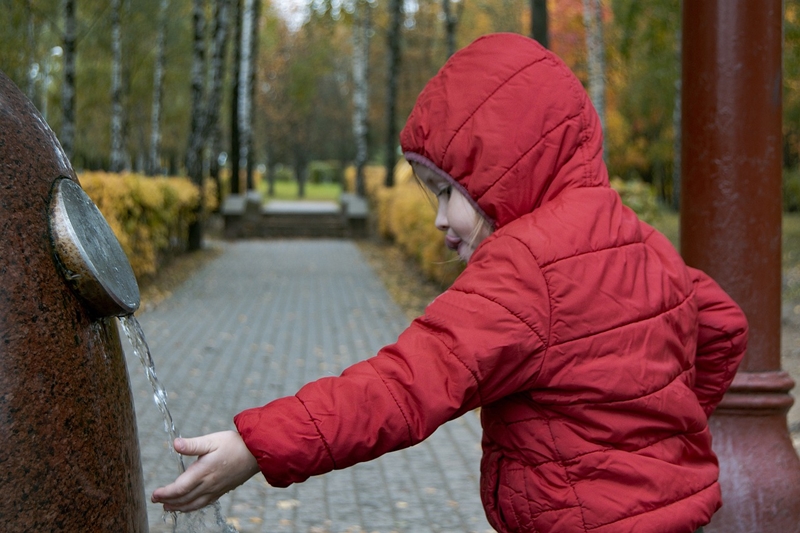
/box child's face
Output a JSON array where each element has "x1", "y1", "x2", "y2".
[{"x1": 412, "y1": 163, "x2": 491, "y2": 262}]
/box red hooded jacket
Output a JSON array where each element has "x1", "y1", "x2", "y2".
[{"x1": 235, "y1": 33, "x2": 748, "y2": 533}]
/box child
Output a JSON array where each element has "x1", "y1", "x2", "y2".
[{"x1": 153, "y1": 33, "x2": 748, "y2": 533}]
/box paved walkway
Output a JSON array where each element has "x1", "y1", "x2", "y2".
[{"x1": 123, "y1": 240, "x2": 494, "y2": 533}]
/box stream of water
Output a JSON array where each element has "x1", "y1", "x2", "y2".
[{"x1": 120, "y1": 314, "x2": 238, "y2": 533}]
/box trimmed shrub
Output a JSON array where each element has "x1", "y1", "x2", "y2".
[
  {"x1": 273, "y1": 165, "x2": 296, "y2": 182},
  {"x1": 308, "y1": 161, "x2": 342, "y2": 184},
  {"x1": 609, "y1": 176, "x2": 660, "y2": 224},
  {"x1": 79, "y1": 172, "x2": 210, "y2": 279}
]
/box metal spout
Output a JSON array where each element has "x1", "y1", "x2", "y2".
[{"x1": 49, "y1": 177, "x2": 140, "y2": 317}]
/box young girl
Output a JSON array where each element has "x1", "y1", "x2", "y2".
[{"x1": 153, "y1": 33, "x2": 747, "y2": 533}]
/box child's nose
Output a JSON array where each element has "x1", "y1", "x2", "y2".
[{"x1": 435, "y1": 201, "x2": 449, "y2": 231}]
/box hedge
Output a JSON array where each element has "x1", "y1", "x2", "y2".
[{"x1": 79, "y1": 172, "x2": 216, "y2": 279}]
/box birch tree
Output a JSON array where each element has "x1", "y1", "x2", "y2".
[
  {"x1": 206, "y1": 0, "x2": 232, "y2": 207},
  {"x1": 583, "y1": 0, "x2": 605, "y2": 154},
  {"x1": 384, "y1": 0, "x2": 402, "y2": 187},
  {"x1": 61, "y1": 0, "x2": 77, "y2": 160},
  {"x1": 186, "y1": 0, "x2": 206, "y2": 250},
  {"x1": 25, "y1": 0, "x2": 36, "y2": 100},
  {"x1": 148, "y1": 0, "x2": 169, "y2": 176},
  {"x1": 237, "y1": 0, "x2": 255, "y2": 191},
  {"x1": 110, "y1": 0, "x2": 126, "y2": 172},
  {"x1": 230, "y1": 0, "x2": 242, "y2": 194},
  {"x1": 246, "y1": 0, "x2": 261, "y2": 190},
  {"x1": 352, "y1": 0, "x2": 371, "y2": 196}
]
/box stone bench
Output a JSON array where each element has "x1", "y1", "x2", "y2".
[{"x1": 221, "y1": 193, "x2": 371, "y2": 239}]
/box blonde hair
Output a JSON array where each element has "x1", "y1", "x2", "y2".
[{"x1": 468, "y1": 210, "x2": 494, "y2": 247}]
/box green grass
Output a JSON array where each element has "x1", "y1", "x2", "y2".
[{"x1": 259, "y1": 180, "x2": 343, "y2": 201}]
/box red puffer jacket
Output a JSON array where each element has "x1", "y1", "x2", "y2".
[{"x1": 235, "y1": 33, "x2": 748, "y2": 533}]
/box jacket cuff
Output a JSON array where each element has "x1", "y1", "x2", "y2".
[{"x1": 234, "y1": 395, "x2": 336, "y2": 487}]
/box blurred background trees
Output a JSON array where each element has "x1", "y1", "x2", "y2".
[{"x1": 2, "y1": 0, "x2": 800, "y2": 211}]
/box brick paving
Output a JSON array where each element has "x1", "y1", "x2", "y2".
[{"x1": 122, "y1": 240, "x2": 495, "y2": 533}]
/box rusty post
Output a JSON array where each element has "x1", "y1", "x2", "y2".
[{"x1": 681, "y1": 1, "x2": 800, "y2": 530}]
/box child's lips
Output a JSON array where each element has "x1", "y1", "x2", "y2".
[{"x1": 445, "y1": 235, "x2": 461, "y2": 250}]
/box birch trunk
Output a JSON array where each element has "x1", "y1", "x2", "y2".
[
  {"x1": 352, "y1": 0, "x2": 370, "y2": 196},
  {"x1": 186, "y1": 0, "x2": 206, "y2": 251},
  {"x1": 61, "y1": 0, "x2": 77, "y2": 160},
  {"x1": 384, "y1": 0, "x2": 402, "y2": 187},
  {"x1": 583, "y1": 0, "x2": 605, "y2": 155},
  {"x1": 238, "y1": 0, "x2": 254, "y2": 190},
  {"x1": 210, "y1": 125, "x2": 224, "y2": 209},
  {"x1": 230, "y1": 0, "x2": 242, "y2": 194},
  {"x1": 110, "y1": 0, "x2": 125, "y2": 172},
  {"x1": 26, "y1": 0, "x2": 36, "y2": 100},
  {"x1": 148, "y1": 0, "x2": 169, "y2": 176},
  {"x1": 246, "y1": 0, "x2": 260, "y2": 190},
  {"x1": 205, "y1": 0, "x2": 231, "y2": 208}
]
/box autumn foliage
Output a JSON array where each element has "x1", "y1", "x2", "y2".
[{"x1": 79, "y1": 172, "x2": 216, "y2": 279}]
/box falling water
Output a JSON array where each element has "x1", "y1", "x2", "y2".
[{"x1": 120, "y1": 314, "x2": 238, "y2": 533}]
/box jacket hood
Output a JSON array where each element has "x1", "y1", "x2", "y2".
[{"x1": 400, "y1": 33, "x2": 608, "y2": 229}]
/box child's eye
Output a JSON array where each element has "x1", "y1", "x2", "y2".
[{"x1": 437, "y1": 186, "x2": 452, "y2": 199}]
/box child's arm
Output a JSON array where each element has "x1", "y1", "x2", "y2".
[
  {"x1": 234, "y1": 235, "x2": 548, "y2": 488},
  {"x1": 690, "y1": 267, "x2": 749, "y2": 417},
  {"x1": 151, "y1": 431, "x2": 260, "y2": 512}
]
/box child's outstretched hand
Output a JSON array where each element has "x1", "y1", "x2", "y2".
[{"x1": 151, "y1": 430, "x2": 261, "y2": 512}]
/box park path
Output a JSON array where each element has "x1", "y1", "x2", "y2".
[{"x1": 123, "y1": 239, "x2": 495, "y2": 533}]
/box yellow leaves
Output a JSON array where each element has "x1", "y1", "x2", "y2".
[
  {"x1": 789, "y1": 4, "x2": 798, "y2": 24},
  {"x1": 605, "y1": 107, "x2": 652, "y2": 174},
  {"x1": 79, "y1": 171, "x2": 205, "y2": 280},
  {"x1": 276, "y1": 499, "x2": 301, "y2": 510}
]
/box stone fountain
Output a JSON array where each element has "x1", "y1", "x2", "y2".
[{"x1": 0, "y1": 70, "x2": 148, "y2": 531}]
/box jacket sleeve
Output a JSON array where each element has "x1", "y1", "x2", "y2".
[
  {"x1": 689, "y1": 267, "x2": 748, "y2": 417},
  {"x1": 234, "y1": 235, "x2": 548, "y2": 487}
]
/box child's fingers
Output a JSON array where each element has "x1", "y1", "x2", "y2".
[
  {"x1": 151, "y1": 468, "x2": 205, "y2": 504},
  {"x1": 173, "y1": 435, "x2": 215, "y2": 457},
  {"x1": 153, "y1": 431, "x2": 255, "y2": 512},
  {"x1": 153, "y1": 469, "x2": 224, "y2": 512},
  {"x1": 161, "y1": 489, "x2": 217, "y2": 513},
  {"x1": 156, "y1": 483, "x2": 215, "y2": 512}
]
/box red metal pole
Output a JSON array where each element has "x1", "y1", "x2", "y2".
[{"x1": 682, "y1": 1, "x2": 800, "y2": 530}]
